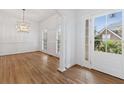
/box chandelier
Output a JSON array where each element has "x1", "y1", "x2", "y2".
[{"x1": 16, "y1": 9, "x2": 29, "y2": 32}]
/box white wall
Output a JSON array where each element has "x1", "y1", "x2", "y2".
[
  {"x1": 76, "y1": 9, "x2": 124, "y2": 79},
  {"x1": 0, "y1": 13, "x2": 40, "y2": 56},
  {"x1": 59, "y1": 10, "x2": 77, "y2": 68}
]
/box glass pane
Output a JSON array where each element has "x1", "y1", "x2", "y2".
[
  {"x1": 94, "y1": 15, "x2": 106, "y2": 52},
  {"x1": 56, "y1": 27, "x2": 61, "y2": 54},
  {"x1": 94, "y1": 40, "x2": 106, "y2": 52},
  {"x1": 107, "y1": 12, "x2": 122, "y2": 54},
  {"x1": 107, "y1": 40, "x2": 122, "y2": 54},
  {"x1": 42, "y1": 30, "x2": 47, "y2": 50},
  {"x1": 57, "y1": 34, "x2": 61, "y2": 53},
  {"x1": 85, "y1": 19, "x2": 89, "y2": 61},
  {"x1": 44, "y1": 31, "x2": 47, "y2": 50},
  {"x1": 94, "y1": 15, "x2": 106, "y2": 41},
  {"x1": 107, "y1": 12, "x2": 122, "y2": 38}
]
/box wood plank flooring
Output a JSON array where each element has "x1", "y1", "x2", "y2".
[{"x1": 0, "y1": 51, "x2": 124, "y2": 84}]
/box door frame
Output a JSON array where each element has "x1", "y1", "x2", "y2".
[{"x1": 90, "y1": 10, "x2": 124, "y2": 79}]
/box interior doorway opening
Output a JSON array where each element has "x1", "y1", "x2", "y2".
[{"x1": 40, "y1": 12, "x2": 66, "y2": 72}]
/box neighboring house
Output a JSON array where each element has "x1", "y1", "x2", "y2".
[{"x1": 97, "y1": 28, "x2": 122, "y2": 41}]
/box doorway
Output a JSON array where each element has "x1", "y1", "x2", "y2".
[{"x1": 82, "y1": 10, "x2": 124, "y2": 79}]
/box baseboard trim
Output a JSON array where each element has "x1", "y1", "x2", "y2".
[
  {"x1": 57, "y1": 68, "x2": 66, "y2": 72},
  {"x1": 76, "y1": 64, "x2": 124, "y2": 80},
  {"x1": 40, "y1": 51, "x2": 59, "y2": 59},
  {"x1": 0, "y1": 50, "x2": 40, "y2": 57}
]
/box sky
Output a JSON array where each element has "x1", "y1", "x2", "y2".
[{"x1": 94, "y1": 11, "x2": 122, "y2": 32}]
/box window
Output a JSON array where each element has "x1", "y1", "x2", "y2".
[
  {"x1": 94, "y1": 15, "x2": 106, "y2": 52},
  {"x1": 94, "y1": 11, "x2": 122, "y2": 54},
  {"x1": 56, "y1": 26, "x2": 61, "y2": 54},
  {"x1": 85, "y1": 19, "x2": 89, "y2": 61},
  {"x1": 42, "y1": 29, "x2": 47, "y2": 50}
]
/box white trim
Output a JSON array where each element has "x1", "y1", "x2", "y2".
[
  {"x1": 57, "y1": 12, "x2": 67, "y2": 71},
  {"x1": 92, "y1": 10, "x2": 122, "y2": 19},
  {"x1": 57, "y1": 68, "x2": 66, "y2": 72},
  {"x1": 90, "y1": 10, "x2": 124, "y2": 79}
]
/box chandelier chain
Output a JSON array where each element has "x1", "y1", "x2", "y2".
[{"x1": 22, "y1": 9, "x2": 25, "y2": 23}]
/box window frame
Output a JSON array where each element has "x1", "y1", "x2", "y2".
[{"x1": 93, "y1": 10, "x2": 123, "y2": 55}]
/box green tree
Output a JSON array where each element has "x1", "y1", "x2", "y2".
[{"x1": 107, "y1": 40, "x2": 122, "y2": 54}]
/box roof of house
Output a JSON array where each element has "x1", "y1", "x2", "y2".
[{"x1": 98, "y1": 28, "x2": 122, "y2": 40}]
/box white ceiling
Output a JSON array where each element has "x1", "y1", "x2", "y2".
[
  {"x1": 0, "y1": 9, "x2": 118, "y2": 22},
  {"x1": 0, "y1": 9, "x2": 57, "y2": 22}
]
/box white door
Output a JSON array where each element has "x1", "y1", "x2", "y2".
[{"x1": 90, "y1": 11, "x2": 124, "y2": 79}]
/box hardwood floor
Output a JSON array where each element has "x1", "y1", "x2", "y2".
[{"x1": 0, "y1": 51, "x2": 124, "y2": 84}]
